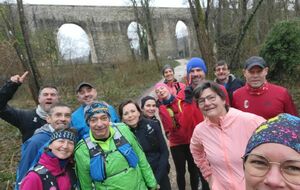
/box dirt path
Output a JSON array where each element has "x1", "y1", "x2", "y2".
[{"x1": 137, "y1": 59, "x2": 202, "y2": 190}]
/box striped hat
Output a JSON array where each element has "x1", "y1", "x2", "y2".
[
  {"x1": 50, "y1": 128, "x2": 77, "y2": 144},
  {"x1": 84, "y1": 101, "x2": 110, "y2": 122}
]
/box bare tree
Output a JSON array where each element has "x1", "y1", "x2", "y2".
[
  {"x1": 1, "y1": 1, "x2": 41, "y2": 103},
  {"x1": 296, "y1": 0, "x2": 300, "y2": 17},
  {"x1": 187, "y1": 0, "x2": 216, "y2": 75}
]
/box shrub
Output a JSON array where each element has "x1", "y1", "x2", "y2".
[{"x1": 260, "y1": 19, "x2": 300, "y2": 85}]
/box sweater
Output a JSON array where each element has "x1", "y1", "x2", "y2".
[{"x1": 232, "y1": 82, "x2": 298, "y2": 119}]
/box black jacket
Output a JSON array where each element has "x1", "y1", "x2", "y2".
[
  {"x1": 216, "y1": 74, "x2": 244, "y2": 104},
  {"x1": 0, "y1": 80, "x2": 47, "y2": 142},
  {"x1": 130, "y1": 117, "x2": 169, "y2": 183}
]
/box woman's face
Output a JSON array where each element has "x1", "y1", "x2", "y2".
[
  {"x1": 155, "y1": 86, "x2": 170, "y2": 100},
  {"x1": 244, "y1": 143, "x2": 300, "y2": 190},
  {"x1": 197, "y1": 88, "x2": 227, "y2": 120},
  {"x1": 142, "y1": 99, "x2": 157, "y2": 118},
  {"x1": 122, "y1": 103, "x2": 141, "y2": 128},
  {"x1": 49, "y1": 138, "x2": 75, "y2": 159},
  {"x1": 163, "y1": 68, "x2": 175, "y2": 82}
]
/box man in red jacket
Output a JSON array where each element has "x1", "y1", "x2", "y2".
[{"x1": 232, "y1": 56, "x2": 298, "y2": 119}]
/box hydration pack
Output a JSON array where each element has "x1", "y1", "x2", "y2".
[
  {"x1": 83, "y1": 124, "x2": 139, "y2": 182},
  {"x1": 32, "y1": 164, "x2": 59, "y2": 190}
]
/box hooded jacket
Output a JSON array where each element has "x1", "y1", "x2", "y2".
[
  {"x1": 0, "y1": 80, "x2": 47, "y2": 142},
  {"x1": 20, "y1": 153, "x2": 72, "y2": 190}
]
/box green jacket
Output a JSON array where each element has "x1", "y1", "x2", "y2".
[{"x1": 75, "y1": 123, "x2": 157, "y2": 190}]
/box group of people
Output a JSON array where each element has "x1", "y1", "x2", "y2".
[{"x1": 0, "y1": 55, "x2": 299, "y2": 190}]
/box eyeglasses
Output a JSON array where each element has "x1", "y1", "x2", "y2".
[
  {"x1": 243, "y1": 154, "x2": 300, "y2": 185},
  {"x1": 197, "y1": 94, "x2": 217, "y2": 106}
]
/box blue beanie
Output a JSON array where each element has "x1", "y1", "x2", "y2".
[{"x1": 186, "y1": 57, "x2": 207, "y2": 75}]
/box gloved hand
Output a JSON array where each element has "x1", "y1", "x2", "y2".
[{"x1": 184, "y1": 86, "x2": 193, "y2": 104}]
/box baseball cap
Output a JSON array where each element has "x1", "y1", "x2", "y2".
[
  {"x1": 244, "y1": 56, "x2": 267, "y2": 70},
  {"x1": 76, "y1": 82, "x2": 94, "y2": 93}
]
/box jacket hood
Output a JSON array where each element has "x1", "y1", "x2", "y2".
[{"x1": 34, "y1": 123, "x2": 54, "y2": 135}]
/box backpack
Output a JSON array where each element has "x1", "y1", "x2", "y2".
[
  {"x1": 83, "y1": 124, "x2": 139, "y2": 182},
  {"x1": 32, "y1": 164, "x2": 59, "y2": 190}
]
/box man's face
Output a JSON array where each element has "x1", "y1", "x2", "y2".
[
  {"x1": 189, "y1": 67, "x2": 206, "y2": 87},
  {"x1": 88, "y1": 113, "x2": 110, "y2": 140},
  {"x1": 243, "y1": 66, "x2": 268, "y2": 88},
  {"x1": 163, "y1": 68, "x2": 175, "y2": 82},
  {"x1": 214, "y1": 64, "x2": 230, "y2": 82},
  {"x1": 38, "y1": 88, "x2": 59, "y2": 112},
  {"x1": 77, "y1": 86, "x2": 97, "y2": 105},
  {"x1": 46, "y1": 106, "x2": 71, "y2": 130}
]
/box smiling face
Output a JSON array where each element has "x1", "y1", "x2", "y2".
[
  {"x1": 243, "y1": 66, "x2": 268, "y2": 88},
  {"x1": 48, "y1": 138, "x2": 74, "y2": 159},
  {"x1": 197, "y1": 88, "x2": 227, "y2": 121},
  {"x1": 121, "y1": 103, "x2": 141, "y2": 128},
  {"x1": 38, "y1": 87, "x2": 59, "y2": 112},
  {"x1": 77, "y1": 86, "x2": 97, "y2": 105},
  {"x1": 46, "y1": 106, "x2": 71, "y2": 130},
  {"x1": 189, "y1": 67, "x2": 206, "y2": 88},
  {"x1": 214, "y1": 64, "x2": 230, "y2": 83},
  {"x1": 244, "y1": 143, "x2": 300, "y2": 190},
  {"x1": 155, "y1": 86, "x2": 170, "y2": 100},
  {"x1": 163, "y1": 68, "x2": 175, "y2": 82},
  {"x1": 142, "y1": 99, "x2": 157, "y2": 118},
  {"x1": 88, "y1": 113, "x2": 110, "y2": 140}
]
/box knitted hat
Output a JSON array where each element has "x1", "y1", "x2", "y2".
[
  {"x1": 84, "y1": 101, "x2": 110, "y2": 122},
  {"x1": 161, "y1": 64, "x2": 174, "y2": 75},
  {"x1": 245, "y1": 113, "x2": 300, "y2": 156},
  {"x1": 76, "y1": 82, "x2": 94, "y2": 93},
  {"x1": 244, "y1": 56, "x2": 267, "y2": 70},
  {"x1": 49, "y1": 128, "x2": 77, "y2": 144},
  {"x1": 141, "y1": 96, "x2": 157, "y2": 109},
  {"x1": 186, "y1": 57, "x2": 207, "y2": 75}
]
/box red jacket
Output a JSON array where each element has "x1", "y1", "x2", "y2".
[
  {"x1": 232, "y1": 82, "x2": 298, "y2": 119},
  {"x1": 20, "y1": 153, "x2": 72, "y2": 190},
  {"x1": 158, "y1": 97, "x2": 204, "y2": 147}
]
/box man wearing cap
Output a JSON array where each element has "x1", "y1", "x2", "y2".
[
  {"x1": 162, "y1": 64, "x2": 185, "y2": 96},
  {"x1": 0, "y1": 71, "x2": 60, "y2": 142},
  {"x1": 75, "y1": 101, "x2": 158, "y2": 190},
  {"x1": 71, "y1": 82, "x2": 119, "y2": 139},
  {"x1": 232, "y1": 56, "x2": 298, "y2": 119},
  {"x1": 214, "y1": 60, "x2": 244, "y2": 104},
  {"x1": 16, "y1": 103, "x2": 72, "y2": 190}
]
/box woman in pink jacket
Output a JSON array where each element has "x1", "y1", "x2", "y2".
[
  {"x1": 190, "y1": 81, "x2": 265, "y2": 190},
  {"x1": 20, "y1": 128, "x2": 77, "y2": 190}
]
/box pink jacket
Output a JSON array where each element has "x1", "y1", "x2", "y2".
[
  {"x1": 20, "y1": 153, "x2": 72, "y2": 190},
  {"x1": 190, "y1": 108, "x2": 265, "y2": 190},
  {"x1": 164, "y1": 80, "x2": 185, "y2": 97}
]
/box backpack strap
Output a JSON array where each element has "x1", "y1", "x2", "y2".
[
  {"x1": 32, "y1": 164, "x2": 59, "y2": 190},
  {"x1": 166, "y1": 99, "x2": 182, "y2": 128},
  {"x1": 175, "y1": 82, "x2": 181, "y2": 94}
]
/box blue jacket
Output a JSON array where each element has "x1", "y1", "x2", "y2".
[
  {"x1": 16, "y1": 124, "x2": 52, "y2": 190},
  {"x1": 71, "y1": 104, "x2": 120, "y2": 140}
]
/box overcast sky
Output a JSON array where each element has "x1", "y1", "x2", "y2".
[{"x1": 2, "y1": 0, "x2": 189, "y2": 7}]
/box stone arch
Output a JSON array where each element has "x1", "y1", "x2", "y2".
[
  {"x1": 175, "y1": 20, "x2": 190, "y2": 58},
  {"x1": 127, "y1": 21, "x2": 148, "y2": 60},
  {"x1": 57, "y1": 23, "x2": 97, "y2": 63}
]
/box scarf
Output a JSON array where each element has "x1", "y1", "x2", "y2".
[
  {"x1": 162, "y1": 95, "x2": 175, "y2": 105},
  {"x1": 36, "y1": 105, "x2": 48, "y2": 120},
  {"x1": 246, "y1": 82, "x2": 268, "y2": 96}
]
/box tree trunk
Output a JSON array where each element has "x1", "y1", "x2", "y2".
[
  {"x1": 230, "y1": 0, "x2": 264, "y2": 68},
  {"x1": 188, "y1": 0, "x2": 216, "y2": 77},
  {"x1": 16, "y1": 0, "x2": 41, "y2": 103},
  {"x1": 296, "y1": 0, "x2": 300, "y2": 17}
]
